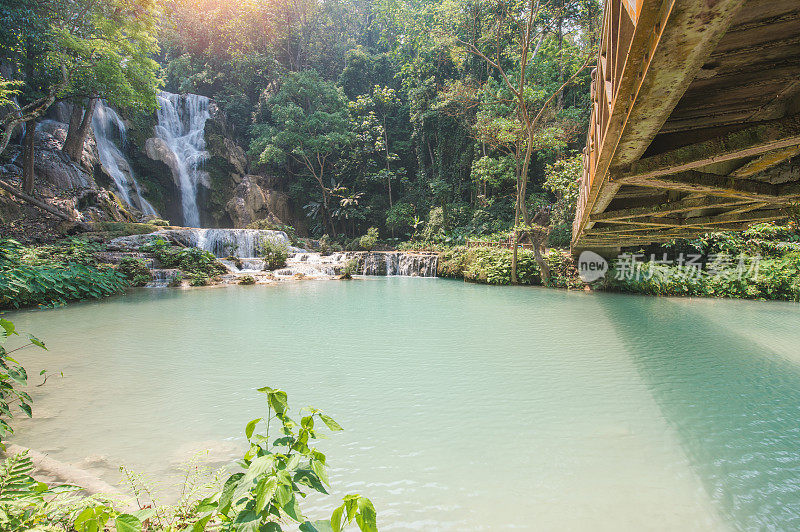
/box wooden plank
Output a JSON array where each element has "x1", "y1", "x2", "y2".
[
  {"x1": 590, "y1": 196, "x2": 749, "y2": 222},
  {"x1": 618, "y1": 114, "x2": 800, "y2": 180}
]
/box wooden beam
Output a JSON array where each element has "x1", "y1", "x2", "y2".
[
  {"x1": 591, "y1": 196, "x2": 749, "y2": 222},
  {"x1": 608, "y1": 208, "x2": 788, "y2": 228},
  {"x1": 574, "y1": 0, "x2": 746, "y2": 241},
  {"x1": 610, "y1": 0, "x2": 747, "y2": 167},
  {"x1": 618, "y1": 114, "x2": 800, "y2": 181},
  {"x1": 729, "y1": 145, "x2": 800, "y2": 178},
  {"x1": 616, "y1": 170, "x2": 785, "y2": 201}
]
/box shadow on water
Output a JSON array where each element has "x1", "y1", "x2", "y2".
[{"x1": 597, "y1": 294, "x2": 800, "y2": 531}]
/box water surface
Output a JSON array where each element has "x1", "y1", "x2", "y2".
[{"x1": 7, "y1": 279, "x2": 800, "y2": 530}]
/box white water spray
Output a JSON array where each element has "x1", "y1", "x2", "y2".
[
  {"x1": 155, "y1": 92, "x2": 210, "y2": 227},
  {"x1": 92, "y1": 102, "x2": 158, "y2": 216}
]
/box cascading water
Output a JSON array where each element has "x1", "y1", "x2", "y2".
[
  {"x1": 155, "y1": 92, "x2": 210, "y2": 227},
  {"x1": 360, "y1": 252, "x2": 438, "y2": 277},
  {"x1": 194, "y1": 228, "x2": 290, "y2": 258},
  {"x1": 92, "y1": 102, "x2": 158, "y2": 215}
]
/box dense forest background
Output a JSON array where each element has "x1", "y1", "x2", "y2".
[{"x1": 1, "y1": 0, "x2": 600, "y2": 245}]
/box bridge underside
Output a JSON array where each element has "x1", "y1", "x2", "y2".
[{"x1": 573, "y1": 0, "x2": 800, "y2": 249}]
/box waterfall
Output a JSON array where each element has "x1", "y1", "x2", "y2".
[
  {"x1": 92, "y1": 102, "x2": 158, "y2": 216},
  {"x1": 360, "y1": 252, "x2": 438, "y2": 277},
  {"x1": 155, "y1": 91, "x2": 210, "y2": 227}
]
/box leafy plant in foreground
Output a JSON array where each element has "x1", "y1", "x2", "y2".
[
  {"x1": 193, "y1": 386, "x2": 378, "y2": 531},
  {"x1": 0, "y1": 319, "x2": 46, "y2": 444}
]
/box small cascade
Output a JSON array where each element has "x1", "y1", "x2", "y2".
[
  {"x1": 361, "y1": 253, "x2": 387, "y2": 275},
  {"x1": 282, "y1": 252, "x2": 350, "y2": 277},
  {"x1": 360, "y1": 252, "x2": 438, "y2": 277},
  {"x1": 145, "y1": 269, "x2": 181, "y2": 287},
  {"x1": 155, "y1": 92, "x2": 211, "y2": 227},
  {"x1": 194, "y1": 228, "x2": 291, "y2": 258},
  {"x1": 92, "y1": 101, "x2": 158, "y2": 215}
]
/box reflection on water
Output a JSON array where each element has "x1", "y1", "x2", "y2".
[
  {"x1": 6, "y1": 280, "x2": 800, "y2": 530},
  {"x1": 602, "y1": 296, "x2": 800, "y2": 531}
]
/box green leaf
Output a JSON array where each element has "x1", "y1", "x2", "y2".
[
  {"x1": 300, "y1": 520, "x2": 335, "y2": 532},
  {"x1": 275, "y1": 483, "x2": 292, "y2": 508},
  {"x1": 319, "y1": 414, "x2": 343, "y2": 431},
  {"x1": 331, "y1": 505, "x2": 344, "y2": 532},
  {"x1": 192, "y1": 514, "x2": 213, "y2": 532},
  {"x1": 245, "y1": 418, "x2": 262, "y2": 439},
  {"x1": 311, "y1": 459, "x2": 330, "y2": 487},
  {"x1": 268, "y1": 390, "x2": 289, "y2": 414},
  {"x1": 219, "y1": 472, "x2": 245, "y2": 515},
  {"x1": 114, "y1": 514, "x2": 142, "y2": 532},
  {"x1": 281, "y1": 493, "x2": 304, "y2": 522},
  {"x1": 255, "y1": 477, "x2": 278, "y2": 514},
  {"x1": 286, "y1": 453, "x2": 301, "y2": 471},
  {"x1": 233, "y1": 509, "x2": 261, "y2": 532},
  {"x1": 27, "y1": 335, "x2": 46, "y2": 349},
  {"x1": 0, "y1": 319, "x2": 16, "y2": 336},
  {"x1": 355, "y1": 497, "x2": 378, "y2": 532}
]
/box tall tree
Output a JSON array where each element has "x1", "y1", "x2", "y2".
[
  {"x1": 251, "y1": 71, "x2": 353, "y2": 236},
  {"x1": 57, "y1": 0, "x2": 162, "y2": 161},
  {"x1": 443, "y1": 0, "x2": 593, "y2": 282}
]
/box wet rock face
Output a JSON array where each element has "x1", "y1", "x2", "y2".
[
  {"x1": 33, "y1": 120, "x2": 98, "y2": 190},
  {"x1": 224, "y1": 174, "x2": 299, "y2": 228}
]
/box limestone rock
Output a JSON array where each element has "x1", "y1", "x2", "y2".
[
  {"x1": 34, "y1": 148, "x2": 94, "y2": 190},
  {"x1": 144, "y1": 137, "x2": 181, "y2": 188}
]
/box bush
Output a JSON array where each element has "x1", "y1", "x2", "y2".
[
  {"x1": 318, "y1": 234, "x2": 332, "y2": 255},
  {"x1": 604, "y1": 251, "x2": 800, "y2": 300},
  {"x1": 340, "y1": 258, "x2": 359, "y2": 279},
  {"x1": 436, "y1": 246, "x2": 583, "y2": 288},
  {"x1": 260, "y1": 237, "x2": 288, "y2": 269},
  {"x1": 141, "y1": 239, "x2": 227, "y2": 279},
  {"x1": 116, "y1": 258, "x2": 152, "y2": 287},
  {"x1": 359, "y1": 227, "x2": 379, "y2": 251},
  {"x1": 0, "y1": 239, "x2": 129, "y2": 309},
  {"x1": 239, "y1": 275, "x2": 256, "y2": 285}
]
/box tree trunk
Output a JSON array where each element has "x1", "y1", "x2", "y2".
[
  {"x1": 532, "y1": 237, "x2": 550, "y2": 286},
  {"x1": 22, "y1": 120, "x2": 35, "y2": 194},
  {"x1": 62, "y1": 97, "x2": 97, "y2": 162},
  {"x1": 511, "y1": 230, "x2": 519, "y2": 284}
]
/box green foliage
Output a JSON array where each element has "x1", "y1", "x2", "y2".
[
  {"x1": 190, "y1": 386, "x2": 377, "y2": 531},
  {"x1": 0, "y1": 239, "x2": 129, "y2": 309},
  {"x1": 239, "y1": 275, "x2": 256, "y2": 285},
  {"x1": 437, "y1": 246, "x2": 582, "y2": 288},
  {"x1": 0, "y1": 319, "x2": 46, "y2": 444},
  {"x1": 543, "y1": 153, "x2": 581, "y2": 248},
  {"x1": 141, "y1": 239, "x2": 227, "y2": 283},
  {"x1": 340, "y1": 258, "x2": 360, "y2": 279},
  {"x1": 260, "y1": 238, "x2": 289, "y2": 270},
  {"x1": 117, "y1": 258, "x2": 152, "y2": 287},
  {"x1": 359, "y1": 228, "x2": 380, "y2": 251},
  {"x1": 604, "y1": 252, "x2": 800, "y2": 301},
  {"x1": 385, "y1": 203, "x2": 416, "y2": 237}
]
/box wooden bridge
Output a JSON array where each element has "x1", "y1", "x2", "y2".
[{"x1": 572, "y1": 0, "x2": 800, "y2": 250}]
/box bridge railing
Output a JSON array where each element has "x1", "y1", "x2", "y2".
[{"x1": 574, "y1": 0, "x2": 645, "y2": 244}]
